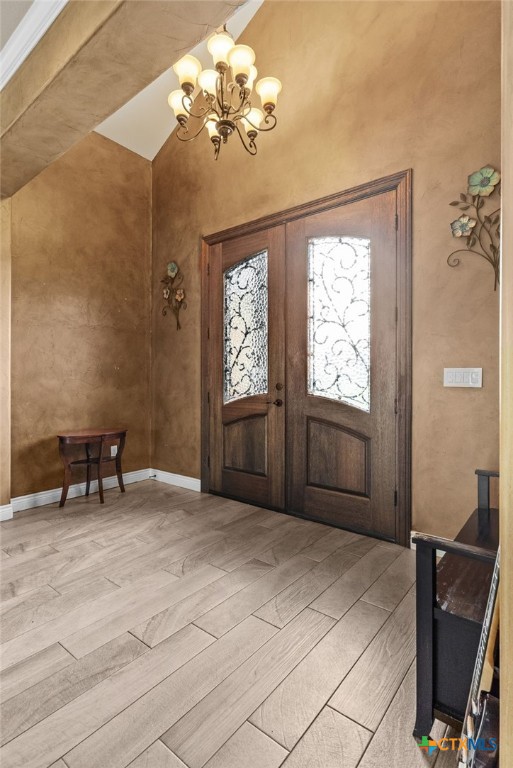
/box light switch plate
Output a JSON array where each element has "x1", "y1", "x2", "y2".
[
  {"x1": 443, "y1": 367, "x2": 482, "y2": 387},
  {"x1": 110, "y1": 445, "x2": 118, "y2": 457}
]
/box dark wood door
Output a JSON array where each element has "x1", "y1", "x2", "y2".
[
  {"x1": 204, "y1": 172, "x2": 411, "y2": 544},
  {"x1": 286, "y1": 191, "x2": 398, "y2": 538},
  {"x1": 208, "y1": 227, "x2": 286, "y2": 509}
]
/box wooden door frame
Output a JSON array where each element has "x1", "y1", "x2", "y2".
[{"x1": 201, "y1": 169, "x2": 412, "y2": 547}]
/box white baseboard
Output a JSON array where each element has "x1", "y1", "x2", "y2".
[
  {"x1": 11, "y1": 469, "x2": 152, "y2": 513},
  {"x1": 150, "y1": 469, "x2": 201, "y2": 493},
  {"x1": 6, "y1": 467, "x2": 202, "y2": 516},
  {"x1": 0, "y1": 503, "x2": 13, "y2": 521}
]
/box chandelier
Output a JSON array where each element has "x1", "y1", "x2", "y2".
[{"x1": 168, "y1": 30, "x2": 282, "y2": 159}]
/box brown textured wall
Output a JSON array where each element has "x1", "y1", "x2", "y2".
[
  {"x1": 500, "y1": 0, "x2": 513, "y2": 748},
  {"x1": 1, "y1": 198, "x2": 11, "y2": 506},
  {"x1": 152, "y1": 0, "x2": 500, "y2": 538},
  {"x1": 11, "y1": 132, "x2": 151, "y2": 497}
]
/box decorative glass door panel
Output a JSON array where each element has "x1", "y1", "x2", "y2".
[
  {"x1": 308, "y1": 236, "x2": 371, "y2": 412},
  {"x1": 224, "y1": 250, "x2": 268, "y2": 404}
]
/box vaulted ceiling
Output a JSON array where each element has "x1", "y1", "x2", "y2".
[{"x1": 0, "y1": 0, "x2": 262, "y2": 198}]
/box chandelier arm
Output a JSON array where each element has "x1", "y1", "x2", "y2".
[
  {"x1": 184, "y1": 104, "x2": 211, "y2": 119},
  {"x1": 176, "y1": 117, "x2": 210, "y2": 143},
  {"x1": 215, "y1": 74, "x2": 222, "y2": 115},
  {"x1": 226, "y1": 84, "x2": 247, "y2": 116},
  {"x1": 257, "y1": 113, "x2": 278, "y2": 132},
  {"x1": 203, "y1": 93, "x2": 219, "y2": 116},
  {"x1": 232, "y1": 111, "x2": 277, "y2": 133},
  {"x1": 234, "y1": 122, "x2": 257, "y2": 156},
  {"x1": 180, "y1": 93, "x2": 212, "y2": 120},
  {"x1": 217, "y1": 71, "x2": 229, "y2": 119}
]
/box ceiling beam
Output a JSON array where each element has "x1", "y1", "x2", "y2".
[{"x1": 0, "y1": 0, "x2": 243, "y2": 198}]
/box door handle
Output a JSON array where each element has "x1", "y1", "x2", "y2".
[{"x1": 266, "y1": 398, "x2": 283, "y2": 407}]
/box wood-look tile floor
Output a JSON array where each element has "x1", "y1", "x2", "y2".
[{"x1": 0, "y1": 480, "x2": 454, "y2": 768}]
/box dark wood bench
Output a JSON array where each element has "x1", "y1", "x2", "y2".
[{"x1": 412, "y1": 469, "x2": 499, "y2": 738}]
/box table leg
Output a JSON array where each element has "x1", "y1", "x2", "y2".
[
  {"x1": 97, "y1": 437, "x2": 105, "y2": 503},
  {"x1": 97, "y1": 467, "x2": 104, "y2": 503},
  {"x1": 59, "y1": 441, "x2": 72, "y2": 508},
  {"x1": 116, "y1": 459, "x2": 125, "y2": 493},
  {"x1": 85, "y1": 443, "x2": 92, "y2": 497},
  {"x1": 116, "y1": 433, "x2": 126, "y2": 493}
]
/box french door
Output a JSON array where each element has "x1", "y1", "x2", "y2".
[
  {"x1": 202, "y1": 172, "x2": 411, "y2": 544},
  {"x1": 207, "y1": 227, "x2": 286, "y2": 509}
]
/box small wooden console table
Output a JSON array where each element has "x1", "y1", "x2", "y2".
[{"x1": 58, "y1": 428, "x2": 127, "y2": 507}]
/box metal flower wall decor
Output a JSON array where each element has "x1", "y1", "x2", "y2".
[
  {"x1": 448, "y1": 165, "x2": 501, "y2": 290},
  {"x1": 161, "y1": 261, "x2": 187, "y2": 330}
]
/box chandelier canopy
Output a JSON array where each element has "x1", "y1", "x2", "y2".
[{"x1": 168, "y1": 30, "x2": 282, "y2": 159}]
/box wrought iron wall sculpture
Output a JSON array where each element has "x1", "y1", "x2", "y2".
[
  {"x1": 161, "y1": 261, "x2": 187, "y2": 330},
  {"x1": 448, "y1": 166, "x2": 501, "y2": 290}
]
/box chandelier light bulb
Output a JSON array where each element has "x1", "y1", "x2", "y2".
[
  {"x1": 255, "y1": 77, "x2": 282, "y2": 113},
  {"x1": 173, "y1": 54, "x2": 202, "y2": 95},
  {"x1": 242, "y1": 108, "x2": 264, "y2": 137},
  {"x1": 168, "y1": 89, "x2": 188, "y2": 124},
  {"x1": 198, "y1": 69, "x2": 218, "y2": 98},
  {"x1": 227, "y1": 45, "x2": 256, "y2": 86},
  {"x1": 206, "y1": 120, "x2": 221, "y2": 139},
  {"x1": 207, "y1": 31, "x2": 235, "y2": 70}
]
